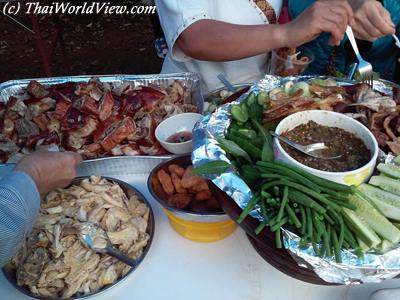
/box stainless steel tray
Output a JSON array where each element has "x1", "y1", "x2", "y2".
[
  {"x1": 3, "y1": 175, "x2": 155, "y2": 300},
  {"x1": 0, "y1": 155, "x2": 171, "y2": 179}
]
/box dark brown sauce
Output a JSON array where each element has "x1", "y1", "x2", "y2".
[
  {"x1": 281, "y1": 121, "x2": 371, "y2": 172},
  {"x1": 166, "y1": 131, "x2": 192, "y2": 143}
]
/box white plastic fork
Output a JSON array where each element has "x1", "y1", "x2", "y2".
[
  {"x1": 345, "y1": 26, "x2": 374, "y2": 87},
  {"x1": 393, "y1": 34, "x2": 400, "y2": 49}
]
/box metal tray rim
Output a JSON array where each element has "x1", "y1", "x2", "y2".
[{"x1": 0, "y1": 72, "x2": 201, "y2": 90}]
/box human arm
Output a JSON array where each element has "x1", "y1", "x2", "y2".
[
  {"x1": 0, "y1": 152, "x2": 82, "y2": 266},
  {"x1": 176, "y1": 0, "x2": 353, "y2": 61},
  {"x1": 348, "y1": 0, "x2": 395, "y2": 41}
]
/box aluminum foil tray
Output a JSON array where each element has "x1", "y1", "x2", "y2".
[
  {"x1": 192, "y1": 75, "x2": 400, "y2": 285},
  {"x1": 0, "y1": 73, "x2": 203, "y2": 111},
  {"x1": 0, "y1": 73, "x2": 202, "y2": 173}
]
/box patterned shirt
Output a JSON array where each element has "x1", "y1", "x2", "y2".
[
  {"x1": 0, "y1": 171, "x2": 40, "y2": 266},
  {"x1": 253, "y1": 0, "x2": 277, "y2": 24}
]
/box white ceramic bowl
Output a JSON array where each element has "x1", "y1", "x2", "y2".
[
  {"x1": 155, "y1": 113, "x2": 203, "y2": 155},
  {"x1": 274, "y1": 110, "x2": 379, "y2": 186}
]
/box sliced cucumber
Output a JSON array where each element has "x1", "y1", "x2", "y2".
[
  {"x1": 269, "y1": 88, "x2": 283, "y2": 100},
  {"x1": 342, "y1": 207, "x2": 381, "y2": 248},
  {"x1": 377, "y1": 163, "x2": 400, "y2": 179},
  {"x1": 357, "y1": 237, "x2": 371, "y2": 252},
  {"x1": 374, "y1": 240, "x2": 394, "y2": 254},
  {"x1": 370, "y1": 175, "x2": 400, "y2": 196},
  {"x1": 257, "y1": 91, "x2": 269, "y2": 105},
  {"x1": 310, "y1": 78, "x2": 338, "y2": 87},
  {"x1": 289, "y1": 81, "x2": 310, "y2": 97},
  {"x1": 283, "y1": 81, "x2": 294, "y2": 94},
  {"x1": 358, "y1": 184, "x2": 400, "y2": 221},
  {"x1": 349, "y1": 194, "x2": 400, "y2": 244}
]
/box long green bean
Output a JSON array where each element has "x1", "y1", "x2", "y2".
[
  {"x1": 300, "y1": 206, "x2": 307, "y2": 235},
  {"x1": 285, "y1": 204, "x2": 302, "y2": 229},
  {"x1": 256, "y1": 161, "x2": 322, "y2": 193},
  {"x1": 332, "y1": 229, "x2": 342, "y2": 263},
  {"x1": 265, "y1": 179, "x2": 341, "y2": 211},
  {"x1": 275, "y1": 229, "x2": 282, "y2": 248},
  {"x1": 288, "y1": 189, "x2": 326, "y2": 214},
  {"x1": 237, "y1": 193, "x2": 261, "y2": 224},
  {"x1": 271, "y1": 217, "x2": 288, "y2": 232},
  {"x1": 276, "y1": 186, "x2": 289, "y2": 223},
  {"x1": 271, "y1": 160, "x2": 354, "y2": 193},
  {"x1": 323, "y1": 224, "x2": 332, "y2": 257},
  {"x1": 255, "y1": 220, "x2": 268, "y2": 235},
  {"x1": 312, "y1": 211, "x2": 324, "y2": 239},
  {"x1": 306, "y1": 207, "x2": 313, "y2": 240},
  {"x1": 325, "y1": 196, "x2": 356, "y2": 211},
  {"x1": 327, "y1": 209, "x2": 345, "y2": 249}
]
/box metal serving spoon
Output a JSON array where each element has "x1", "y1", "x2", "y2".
[
  {"x1": 79, "y1": 222, "x2": 138, "y2": 267},
  {"x1": 270, "y1": 132, "x2": 342, "y2": 160}
]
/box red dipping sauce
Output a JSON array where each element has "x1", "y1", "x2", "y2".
[{"x1": 166, "y1": 131, "x2": 192, "y2": 143}]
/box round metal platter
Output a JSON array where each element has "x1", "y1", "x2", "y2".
[{"x1": 3, "y1": 176, "x2": 155, "y2": 300}]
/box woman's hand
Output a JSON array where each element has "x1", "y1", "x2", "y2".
[
  {"x1": 284, "y1": 0, "x2": 353, "y2": 47},
  {"x1": 15, "y1": 151, "x2": 82, "y2": 195},
  {"x1": 349, "y1": 0, "x2": 395, "y2": 41}
]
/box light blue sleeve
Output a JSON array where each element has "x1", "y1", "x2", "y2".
[{"x1": 0, "y1": 171, "x2": 40, "y2": 266}]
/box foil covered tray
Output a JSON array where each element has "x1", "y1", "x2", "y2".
[{"x1": 192, "y1": 75, "x2": 400, "y2": 285}]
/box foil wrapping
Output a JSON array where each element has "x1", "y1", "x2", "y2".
[{"x1": 192, "y1": 75, "x2": 400, "y2": 284}]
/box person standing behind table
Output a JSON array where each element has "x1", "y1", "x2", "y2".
[
  {"x1": 142, "y1": 0, "x2": 169, "y2": 58},
  {"x1": 0, "y1": 151, "x2": 82, "y2": 267},
  {"x1": 288, "y1": 0, "x2": 399, "y2": 81},
  {"x1": 155, "y1": 0, "x2": 354, "y2": 93}
]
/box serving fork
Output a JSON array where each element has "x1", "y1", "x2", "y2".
[
  {"x1": 345, "y1": 26, "x2": 374, "y2": 88},
  {"x1": 393, "y1": 34, "x2": 400, "y2": 49}
]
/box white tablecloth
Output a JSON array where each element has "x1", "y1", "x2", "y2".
[{"x1": 1, "y1": 174, "x2": 399, "y2": 300}]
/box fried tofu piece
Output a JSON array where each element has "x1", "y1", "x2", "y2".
[
  {"x1": 168, "y1": 164, "x2": 185, "y2": 177},
  {"x1": 171, "y1": 173, "x2": 187, "y2": 194},
  {"x1": 191, "y1": 180, "x2": 209, "y2": 192},
  {"x1": 181, "y1": 166, "x2": 204, "y2": 189},
  {"x1": 151, "y1": 177, "x2": 167, "y2": 200},
  {"x1": 156, "y1": 169, "x2": 175, "y2": 195},
  {"x1": 195, "y1": 190, "x2": 212, "y2": 201}
]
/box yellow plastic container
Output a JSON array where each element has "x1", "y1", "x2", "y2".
[{"x1": 164, "y1": 209, "x2": 237, "y2": 243}]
